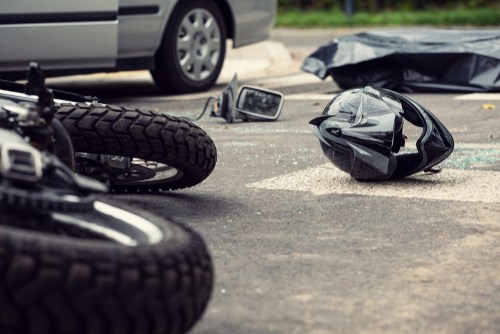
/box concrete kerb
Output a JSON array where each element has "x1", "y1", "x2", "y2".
[
  {"x1": 218, "y1": 40, "x2": 298, "y2": 83},
  {"x1": 45, "y1": 39, "x2": 301, "y2": 89}
]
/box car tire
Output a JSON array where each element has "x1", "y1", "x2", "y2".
[{"x1": 151, "y1": 0, "x2": 227, "y2": 94}]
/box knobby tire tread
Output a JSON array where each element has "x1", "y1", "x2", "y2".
[
  {"x1": 0, "y1": 184, "x2": 94, "y2": 213},
  {"x1": 0, "y1": 203, "x2": 213, "y2": 334},
  {"x1": 54, "y1": 103, "x2": 217, "y2": 193}
]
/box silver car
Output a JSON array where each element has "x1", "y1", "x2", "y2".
[{"x1": 0, "y1": 0, "x2": 277, "y2": 93}]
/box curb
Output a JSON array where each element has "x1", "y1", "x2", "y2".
[
  {"x1": 46, "y1": 40, "x2": 299, "y2": 89},
  {"x1": 219, "y1": 40, "x2": 297, "y2": 83}
]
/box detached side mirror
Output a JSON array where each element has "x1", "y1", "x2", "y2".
[
  {"x1": 235, "y1": 86, "x2": 284, "y2": 121},
  {"x1": 204, "y1": 74, "x2": 284, "y2": 123},
  {"x1": 217, "y1": 74, "x2": 238, "y2": 123}
]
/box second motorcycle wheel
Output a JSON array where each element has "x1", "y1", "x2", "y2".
[
  {"x1": 0, "y1": 198, "x2": 213, "y2": 334},
  {"x1": 55, "y1": 103, "x2": 217, "y2": 193}
]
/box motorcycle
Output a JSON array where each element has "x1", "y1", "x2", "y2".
[
  {"x1": 0, "y1": 65, "x2": 213, "y2": 334},
  {"x1": 0, "y1": 64, "x2": 218, "y2": 193}
]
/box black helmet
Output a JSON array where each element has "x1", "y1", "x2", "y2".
[{"x1": 309, "y1": 86, "x2": 454, "y2": 180}]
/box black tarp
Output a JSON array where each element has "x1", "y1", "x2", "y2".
[{"x1": 301, "y1": 29, "x2": 500, "y2": 92}]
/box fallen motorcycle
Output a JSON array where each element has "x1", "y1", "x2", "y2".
[
  {"x1": 0, "y1": 64, "x2": 217, "y2": 193},
  {"x1": 0, "y1": 66, "x2": 213, "y2": 334}
]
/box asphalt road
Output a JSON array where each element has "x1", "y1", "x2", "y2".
[{"x1": 48, "y1": 29, "x2": 500, "y2": 334}]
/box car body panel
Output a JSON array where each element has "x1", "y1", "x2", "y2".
[
  {"x1": 0, "y1": 0, "x2": 119, "y2": 71},
  {"x1": 117, "y1": 0, "x2": 171, "y2": 59},
  {"x1": 0, "y1": 0, "x2": 276, "y2": 77},
  {"x1": 229, "y1": 0, "x2": 277, "y2": 47},
  {"x1": 116, "y1": 0, "x2": 277, "y2": 57}
]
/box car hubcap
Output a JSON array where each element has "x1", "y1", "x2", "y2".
[{"x1": 177, "y1": 8, "x2": 221, "y2": 82}]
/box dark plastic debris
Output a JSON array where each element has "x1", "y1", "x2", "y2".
[{"x1": 301, "y1": 29, "x2": 500, "y2": 93}]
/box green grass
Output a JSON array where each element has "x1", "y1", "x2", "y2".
[{"x1": 276, "y1": 8, "x2": 500, "y2": 27}]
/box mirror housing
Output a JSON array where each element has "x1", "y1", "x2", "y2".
[
  {"x1": 209, "y1": 74, "x2": 284, "y2": 123},
  {"x1": 235, "y1": 85, "x2": 284, "y2": 121},
  {"x1": 217, "y1": 75, "x2": 238, "y2": 123}
]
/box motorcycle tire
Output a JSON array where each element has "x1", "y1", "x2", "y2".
[
  {"x1": 0, "y1": 199, "x2": 213, "y2": 334},
  {"x1": 54, "y1": 103, "x2": 217, "y2": 193},
  {"x1": 0, "y1": 182, "x2": 94, "y2": 213}
]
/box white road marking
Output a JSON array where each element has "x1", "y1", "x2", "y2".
[
  {"x1": 286, "y1": 93, "x2": 334, "y2": 100},
  {"x1": 456, "y1": 143, "x2": 500, "y2": 149},
  {"x1": 288, "y1": 93, "x2": 500, "y2": 102},
  {"x1": 247, "y1": 164, "x2": 500, "y2": 203},
  {"x1": 247, "y1": 73, "x2": 322, "y2": 88},
  {"x1": 455, "y1": 93, "x2": 500, "y2": 101},
  {"x1": 115, "y1": 74, "x2": 326, "y2": 103}
]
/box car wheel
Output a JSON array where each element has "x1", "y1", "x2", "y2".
[{"x1": 152, "y1": 0, "x2": 227, "y2": 94}]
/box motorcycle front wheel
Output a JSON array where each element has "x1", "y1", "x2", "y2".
[
  {"x1": 55, "y1": 103, "x2": 217, "y2": 193},
  {"x1": 0, "y1": 199, "x2": 213, "y2": 334}
]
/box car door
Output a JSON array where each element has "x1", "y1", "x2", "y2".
[{"x1": 0, "y1": 0, "x2": 118, "y2": 72}]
